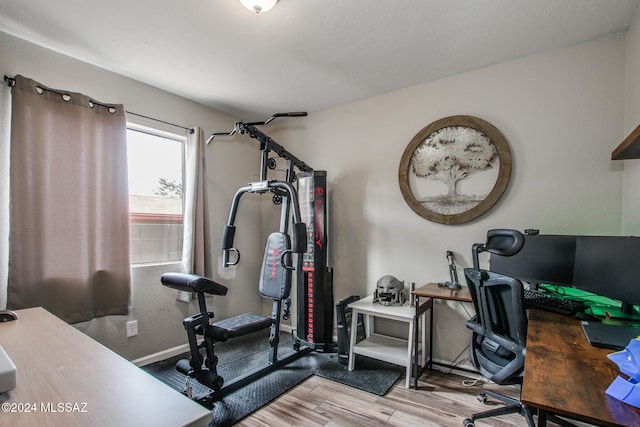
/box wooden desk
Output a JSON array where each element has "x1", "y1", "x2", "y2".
[
  {"x1": 347, "y1": 295, "x2": 432, "y2": 388},
  {"x1": 0, "y1": 307, "x2": 211, "y2": 427},
  {"x1": 523, "y1": 309, "x2": 640, "y2": 426},
  {"x1": 412, "y1": 283, "x2": 474, "y2": 388}
]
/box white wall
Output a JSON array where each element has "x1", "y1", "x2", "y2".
[
  {"x1": 0, "y1": 31, "x2": 267, "y2": 359},
  {"x1": 2, "y1": 29, "x2": 633, "y2": 365},
  {"x1": 623, "y1": 7, "x2": 640, "y2": 235},
  {"x1": 272, "y1": 34, "x2": 627, "y2": 365}
]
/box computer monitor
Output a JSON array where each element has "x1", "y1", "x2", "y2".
[
  {"x1": 489, "y1": 234, "x2": 576, "y2": 287},
  {"x1": 572, "y1": 236, "x2": 640, "y2": 316}
]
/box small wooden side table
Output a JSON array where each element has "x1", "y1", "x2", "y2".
[{"x1": 412, "y1": 283, "x2": 474, "y2": 388}]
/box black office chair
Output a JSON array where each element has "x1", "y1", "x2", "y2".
[
  {"x1": 463, "y1": 230, "x2": 576, "y2": 427},
  {"x1": 463, "y1": 268, "x2": 534, "y2": 427},
  {"x1": 463, "y1": 229, "x2": 535, "y2": 427}
]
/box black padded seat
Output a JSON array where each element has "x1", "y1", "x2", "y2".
[
  {"x1": 212, "y1": 313, "x2": 274, "y2": 339},
  {"x1": 161, "y1": 272, "x2": 228, "y2": 296},
  {"x1": 161, "y1": 273, "x2": 275, "y2": 340}
]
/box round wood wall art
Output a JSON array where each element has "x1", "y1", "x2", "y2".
[{"x1": 398, "y1": 115, "x2": 512, "y2": 225}]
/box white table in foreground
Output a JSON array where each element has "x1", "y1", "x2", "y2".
[
  {"x1": 0, "y1": 307, "x2": 210, "y2": 427},
  {"x1": 347, "y1": 295, "x2": 432, "y2": 388}
]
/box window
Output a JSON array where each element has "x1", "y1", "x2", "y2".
[{"x1": 127, "y1": 125, "x2": 185, "y2": 264}]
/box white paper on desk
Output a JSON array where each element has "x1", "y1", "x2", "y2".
[{"x1": 0, "y1": 345, "x2": 17, "y2": 393}]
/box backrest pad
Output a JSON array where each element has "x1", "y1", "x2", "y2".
[
  {"x1": 465, "y1": 268, "x2": 527, "y2": 384},
  {"x1": 259, "y1": 232, "x2": 292, "y2": 300}
]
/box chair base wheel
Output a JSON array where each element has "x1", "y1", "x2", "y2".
[
  {"x1": 463, "y1": 418, "x2": 475, "y2": 427},
  {"x1": 476, "y1": 392, "x2": 487, "y2": 403}
]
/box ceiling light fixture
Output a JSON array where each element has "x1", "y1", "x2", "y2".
[{"x1": 240, "y1": 0, "x2": 278, "y2": 14}]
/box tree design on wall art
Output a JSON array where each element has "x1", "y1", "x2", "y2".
[{"x1": 398, "y1": 116, "x2": 512, "y2": 225}]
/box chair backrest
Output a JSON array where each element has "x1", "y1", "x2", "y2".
[
  {"x1": 259, "y1": 232, "x2": 292, "y2": 300},
  {"x1": 465, "y1": 268, "x2": 528, "y2": 385},
  {"x1": 472, "y1": 229, "x2": 525, "y2": 270}
]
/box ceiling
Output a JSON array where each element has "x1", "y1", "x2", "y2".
[{"x1": 0, "y1": 0, "x2": 638, "y2": 120}]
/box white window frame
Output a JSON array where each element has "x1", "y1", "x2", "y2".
[{"x1": 127, "y1": 123, "x2": 186, "y2": 265}]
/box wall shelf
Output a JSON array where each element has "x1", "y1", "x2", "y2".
[{"x1": 612, "y1": 123, "x2": 640, "y2": 160}]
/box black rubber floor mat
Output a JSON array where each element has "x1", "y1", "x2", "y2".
[
  {"x1": 314, "y1": 352, "x2": 403, "y2": 396},
  {"x1": 142, "y1": 333, "x2": 401, "y2": 426},
  {"x1": 210, "y1": 358, "x2": 315, "y2": 426}
]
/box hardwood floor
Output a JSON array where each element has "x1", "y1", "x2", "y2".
[{"x1": 237, "y1": 370, "x2": 591, "y2": 426}]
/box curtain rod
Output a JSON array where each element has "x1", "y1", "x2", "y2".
[
  {"x1": 4, "y1": 75, "x2": 194, "y2": 135},
  {"x1": 125, "y1": 111, "x2": 194, "y2": 134}
]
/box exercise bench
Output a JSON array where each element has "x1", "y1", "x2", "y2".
[{"x1": 161, "y1": 231, "x2": 309, "y2": 407}]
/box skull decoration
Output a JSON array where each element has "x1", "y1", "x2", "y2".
[{"x1": 373, "y1": 275, "x2": 408, "y2": 306}]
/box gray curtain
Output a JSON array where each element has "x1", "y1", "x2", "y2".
[
  {"x1": 181, "y1": 126, "x2": 212, "y2": 277},
  {"x1": 7, "y1": 75, "x2": 131, "y2": 323}
]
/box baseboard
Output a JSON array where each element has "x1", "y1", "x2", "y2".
[
  {"x1": 132, "y1": 343, "x2": 190, "y2": 367},
  {"x1": 430, "y1": 359, "x2": 480, "y2": 379}
]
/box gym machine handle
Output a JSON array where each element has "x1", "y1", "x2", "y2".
[
  {"x1": 222, "y1": 181, "x2": 306, "y2": 268},
  {"x1": 221, "y1": 225, "x2": 236, "y2": 249},
  {"x1": 221, "y1": 225, "x2": 240, "y2": 267},
  {"x1": 206, "y1": 112, "x2": 308, "y2": 144},
  {"x1": 253, "y1": 112, "x2": 308, "y2": 126},
  {"x1": 280, "y1": 250, "x2": 294, "y2": 271},
  {"x1": 292, "y1": 222, "x2": 307, "y2": 253},
  {"x1": 280, "y1": 221, "x2": 308, "y2": 270},
  {"x1": 223, "y1": 248, "x2": 240, "y2": 267}
]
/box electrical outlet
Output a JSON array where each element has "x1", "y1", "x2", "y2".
[{"x1": 126, "y1": 320, "x2": 138, "y2": 338}]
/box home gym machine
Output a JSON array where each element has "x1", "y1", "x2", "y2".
[{"x1": 160, "y1": 113, "x2": 333, "y2": 407}]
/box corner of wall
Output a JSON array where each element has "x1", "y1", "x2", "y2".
[{"x1": 622, "y1": 3, "x2": 640, "y2": 235}]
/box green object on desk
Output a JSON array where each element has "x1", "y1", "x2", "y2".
[{"x1": 538, "y1": 283, "x2": 640, "y2": 323}]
